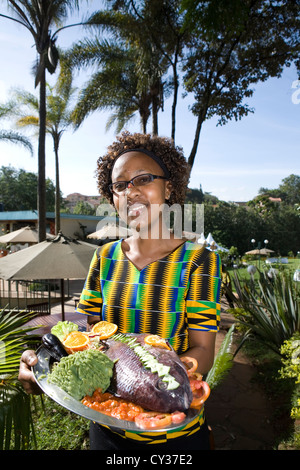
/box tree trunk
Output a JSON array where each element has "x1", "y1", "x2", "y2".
[
  {"x1": 188, "y1": 112, "x2": 204, "y2": 169},
  {"x1": 171, "y1": 60, "x2": 179, "y2": 142},
  {"x1": 152, "y1": 94, "x2": 159, "y2": 136},
  {"x1": 37, "y1": 64, "x2": 47, "y2": 242},
  {"x1": 54, "y1": 140, "x2": 60, "y2": 235}
]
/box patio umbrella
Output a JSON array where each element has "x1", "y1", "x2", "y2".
[
  {"x1": 197, "y1": 233, "x2": 207, "y2": 245},
  {"x1": 0, "y1": 232, "x2": 96, "y2": 320},
  {"x1": 0, "y1": 226, "x2": 54, "y2": 244},
  {"x1": 182, "y1": 231, "x2": 203, "y2": 242},
  {"x1": 245, "y1": 248, "x2": 274, "y2": 255},
  {"x1": 206, "y1": 232, "x2": 218, "y2": 246},
  {"x1": 87, "y1": 223, "x2": 132, "y2": 240}
]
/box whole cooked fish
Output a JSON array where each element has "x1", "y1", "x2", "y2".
[{"x1": 102, "y1": 333, "x2": 193, "y2": 413}]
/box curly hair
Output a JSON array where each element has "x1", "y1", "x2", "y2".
[{"x1": 96, "y1": 131, "x2": 190, "y2": 206}]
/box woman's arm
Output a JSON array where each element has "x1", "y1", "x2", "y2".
[{"x1": 181, "y1": 330, "x2": 216, "y2": 375}]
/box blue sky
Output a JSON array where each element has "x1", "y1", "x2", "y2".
[{"x1": 0, "y1": 3, "x2": 299, "y2": 203}]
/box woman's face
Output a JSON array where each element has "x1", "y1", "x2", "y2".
[{"x1": 111, "y1": 151, "x2": 172, "y2": 235}]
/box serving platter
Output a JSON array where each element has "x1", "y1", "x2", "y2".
[{"x1": 33, "y1": 346, "x2": 200, "y2": 433}]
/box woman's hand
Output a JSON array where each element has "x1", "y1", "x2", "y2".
[{"x1": 18, "y1": 350, "x2": 43, "y2": 395}]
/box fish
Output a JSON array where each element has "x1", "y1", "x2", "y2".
[{"x1": 102, "y1": 333, "x2": 193, "y2": 413}]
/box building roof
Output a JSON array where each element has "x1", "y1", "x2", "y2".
[
  {"x1": 0, "y1": 210, "x2": 105, "y2": 221},
  {"x1": 0, "y1": 210, "x2": 38, "y2": 221}
]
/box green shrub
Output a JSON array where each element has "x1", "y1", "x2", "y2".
[
  {"x1": 280, "y1": 334, "x2": 300, "y2": 420},
  {"x1": 231, "y1": 269, "x2": 300, "y2": 355}
]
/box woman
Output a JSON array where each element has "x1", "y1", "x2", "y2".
[{"x1": 19, "y1": 131, "x2": 221, "y2": 450}]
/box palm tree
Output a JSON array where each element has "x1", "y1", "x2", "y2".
[
  {"x1": 0, "y1": 308, "x2": 40, "y2": 450},
  {"x1": 62, "y1": 39, "x2": 152, "y2": 133},
  {"x1": 11, "y1": 80, "x2": 76, "y2": 234},
  {"x1": 83, "y1": 5, "x2": 169, "y2": 136},
  {"x1": 0, "y1": 1, "x2": 84, "y2": 241},
  {"x1": 118, "y1": 0, "x2": 188, "y2": 140},
  {"x1": 63, "y1": 2, "x2": 182, "y2": 136},
  {"x1": 0, "y1": 102, "x2": 33, "y2": 155}
]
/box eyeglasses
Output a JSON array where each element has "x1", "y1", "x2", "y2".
[{"x1": 109, "y1": 173, "x2": 168, "y2": 194}]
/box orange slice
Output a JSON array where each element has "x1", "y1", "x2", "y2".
[
  {"x1": 90, "y1": 321, "x2": 118, "y2": 339},
  {"x1": 63, "y1": 331, "x2": 90, "y2": 353},
  {"x1": 144, "y1": 334, "x2": 171, "y2": 350}
]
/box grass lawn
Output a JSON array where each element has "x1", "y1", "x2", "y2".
[
  {"x1": 227, "y1": 257, "x2": 299, "y2": 282},
  {"x1": 30, "y1": 395, "x2": 90, "y2": 450}
]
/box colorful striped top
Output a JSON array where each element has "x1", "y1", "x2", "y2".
[
  {"x1": 76, "y1": 239, "x2": 221, "y2": 444},
  {"x1": 77, "y1": 239, "x2": 221, "y2": 353}
]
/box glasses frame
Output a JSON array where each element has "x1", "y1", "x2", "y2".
[{"x1": 109, "y1": 173, "x2": 168, "y2": 194}]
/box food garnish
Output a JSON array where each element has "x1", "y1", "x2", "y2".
[
  {"x1": 82, "y1": 389, "x2": 186, "y2": 429},
  {"x1": 181, "y1": 356, "x2": 211, "y2": 408},
  {"x1": 144, "y1": 334, "x2": 171, "y2": 350},
  {"x1": 90, "y1": 320, "x2": 118, "y2": 339},
  {"x1": 51, "y1": 320, "x2": 78, "y2": 342},
  {"x1": 62, "y1": 330, "x2": 90, "y2": 354},
  {"x1": 42, "y1": 333, "x2": 68, "y2": 362},
  {"x1": 47, "y1": 349, "x2": 114, "y2": 401}
]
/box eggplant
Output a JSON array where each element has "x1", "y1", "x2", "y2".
[{"x1": 42, "y1": 333, "x2": 68, "y2": 362}]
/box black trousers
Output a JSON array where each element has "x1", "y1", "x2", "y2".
[{"x1": 89, "y1": 420, "x2": 211, "y2": 451}]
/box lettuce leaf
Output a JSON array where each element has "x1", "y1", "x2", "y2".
[{"x1": 51, "y1": 321, "x2": 78, "y2": 342}]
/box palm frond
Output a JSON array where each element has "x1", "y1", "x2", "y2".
[
  {"x1": 16, "y1": 115, "x2": 39, "y2": 128},
  {"x1": 0, "y1": 130, "x2": 33, "y2": 155},
  {"x1": 0, "y1": 308, "x2": 41, "y2": 449},
  {"x1": 206, "y1": 324, "x2": 235, "y2": 390}
]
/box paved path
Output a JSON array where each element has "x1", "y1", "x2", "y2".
[{"x1": 205, "y1": 308, "x2": 277, "y2": 450}]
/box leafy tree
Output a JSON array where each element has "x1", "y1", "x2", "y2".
[
  {"x1": 278, "y1": 174, "x2": 300, "y2": 206},
  {"x1": 72, "y1": 201, "x2": 95, "y2": 215},
  {"x1": 263, "y1": 203, "x2": 300, "y2": 255},
  {"x1": 247, "y1": 194, "x2": 281, "y2": 219},
  {"x1": 203, "y1": 202, "x2": 265, "y2": 255},
  {"x1": 0, "y1": 1, "x2": 85, "y2": 241},
  {"x1": 181, "y1": 0, "x2": 300, "y2": 167},
  {"x1": 0, "y1": 166, "x2": 58, "y2": 212},
  {"x1": 259, "y1": 174, "x2": 300, "y2": 206}
]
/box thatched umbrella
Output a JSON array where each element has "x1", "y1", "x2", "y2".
[
  {"x1": 0, "y1": 232, "x2": 96, "y2": 320},
  {"x1": 245, "y1": 248, "x2": 274, "y2": 255},
  {"x1": 87, "y1": 223, "x2": 132, "y2": 240},
  {"x1": 0, "y1": 226, "x2": 54, "y2": 244}
]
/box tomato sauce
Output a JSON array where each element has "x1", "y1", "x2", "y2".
[
  {"x1": 82, "y1": 389, "x2": 187, "y2": 429},
  {"x1": 82, "y1": 389, "x2": 144, "y2": 421}
]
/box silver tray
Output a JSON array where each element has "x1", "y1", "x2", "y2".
[{"x1": 33, "y1": 346, "x2": 200, "y2": 432}]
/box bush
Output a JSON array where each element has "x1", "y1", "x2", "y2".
[
  {"x1": 280, "y1": 334, "x2": 300, "y2": 421},
  {"x1": 231, "y1": 269, "x2": 300, "y2": 355}
]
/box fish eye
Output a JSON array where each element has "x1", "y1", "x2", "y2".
[{"x1": 156, "y1": 379, "x2": 168, "y2": 391}]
